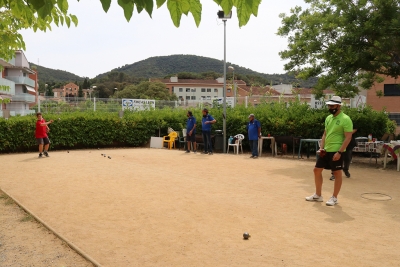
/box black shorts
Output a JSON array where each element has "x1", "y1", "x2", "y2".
[
  {"x1": 36, "y1": 137, "x2": 50, "y2": 145},
  {"x1": 186, "y1": 133, "x2": 196, "y2": 142},
  {"x1": 315, "y1": 152, "x2": 343, "y2": 171}
]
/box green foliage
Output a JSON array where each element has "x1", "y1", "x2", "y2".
[
  {"x1": 30, "y1": 63, "x2": 84, "y2": 83},
  {"x1": 0, "y1": 0, "x2": 78, "y2": 63},
  {"x1": 277, "y1": 0, "x2": 400, "y2": 98},
  {"x1": 114, "y1": 81, "x2": 178, "y2": 100},
  {"x1": 0, "y1": 102, "x2": 392, "y2": 153}
]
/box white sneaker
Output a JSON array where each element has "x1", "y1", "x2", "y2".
[
  {"x1": 305, "y1": 194, "x2": 323, "y2": 202},
  {"x1": 326, "y1": 196, "x2": 338, "y2": 206}
]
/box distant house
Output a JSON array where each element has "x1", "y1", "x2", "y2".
[
  {"x1": 52, "y1": 82, "x2": 93, "y2": 99},
  {"x1": 0, "y1": 50, "x2": 38, "y2": 117}
]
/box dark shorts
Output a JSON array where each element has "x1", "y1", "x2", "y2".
[
  {"x1": 315, "y1": 152, "x2": 343, "y2": 171},
  {"x1": 36, "y1": 137, "x2": 50, "y2": 145},
  {"x1": 186, "y1": 133, "x2": 196, "y2": 142}
]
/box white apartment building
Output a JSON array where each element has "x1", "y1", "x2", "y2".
[{"x1": 0, "y1": 50, "x2": 37, "y2": 117}]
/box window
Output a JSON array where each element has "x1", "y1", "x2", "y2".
[
  {"x1": 186, "y1": 88, "x2": 190, "y2": 92},
  {"x1": 214, "y1": 88, "x2": 218, "y2": 92},
  {"x1": 206, "y1": 96, "x2": 211, "y2": 100},
  {"x1": 201, "y1": 88, "x2": 206, "y2": 92},
  {"x1": 201, "y1": 96, "x2": 206, "y2": 99},
  {"x1": 384, "y1": 84, "x2": 400, "y2": 96},
  {"x1": 207, "y1": 88, "x2": 211, "y2": 92},
  {"x1": 191, "y1": 96, "x2": 196, "y2": 100},
  {"x1": 179, "y1": 88, "x2": 183, "y2": 92},
  {"x1": 186, "y1": 96, "x2": 190, "y2": 100},
  {"x1": 191, "y1": 88, "x2": 196, "y2": 92}
]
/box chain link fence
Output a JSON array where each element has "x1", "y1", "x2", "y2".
[{"x1": 34, "y1": 95, "x2": 305, "y2": 113}]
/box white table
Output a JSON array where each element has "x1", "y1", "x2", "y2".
[{"x1": 258, "y1": 136, "x2": 277, "y2": 157}]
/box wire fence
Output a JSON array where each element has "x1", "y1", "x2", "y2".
[{"x1": 35, "y1": 95, "x2": 303, "y2": 113}]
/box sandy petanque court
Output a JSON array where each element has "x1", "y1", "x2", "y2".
[{"x1": 0, "y1": 148, "x2": 399, "y2": 267}]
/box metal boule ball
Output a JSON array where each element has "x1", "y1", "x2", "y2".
[{"x1": 243, "y1": 232, "x2": 250, "y2": 240}]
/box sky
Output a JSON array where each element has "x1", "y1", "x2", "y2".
[{"x1": 20, "y1": 0, "x2": 308, "y2": 79}]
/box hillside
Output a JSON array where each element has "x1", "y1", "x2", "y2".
[
  {"x1": 29, "y1": 63, "x2": 84, "y2": 83},
  {"x1": 95, "y1": 55, "x2": 318, "y2": 88}
]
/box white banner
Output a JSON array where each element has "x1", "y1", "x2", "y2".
[
  {"x1": 310, "y1": 95, "x2": 326, "y2": 109},
  {"x1": 350, "y1": 95, "x2": 366, "y2": 108},
  {"x1": 122, "y1": 99, "x2": 155, "y2": 111},
  {"x1": 215, "y1": 97, "x2": 235, "y2": 107}
]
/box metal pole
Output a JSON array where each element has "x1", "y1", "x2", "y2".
[
  {"x1": 94, "y1": 97, "x2": 96, "y2": 111},
  {"x1": 223, "y1": 19, "x2": 227, "y2": 153}
]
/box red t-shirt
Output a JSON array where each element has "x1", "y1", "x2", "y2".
[{"x1": 35, "y1": 119, "x2": 47, "y2": 138}]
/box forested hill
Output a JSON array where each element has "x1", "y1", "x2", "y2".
[
  {"x1": 29, "y1": 63, "x2": 84, "y2": 83},
  {"x1": 95, "y1": 55, "x2": 318, "y2": 88}
]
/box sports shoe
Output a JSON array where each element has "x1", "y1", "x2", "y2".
[
  {"x1": 38, "y1": 153, "x2": 43, "y2": 158},
  {"x1": 249, "y1": 155, "x2": 254, "y2": 158},
  {"x1": 326, "y1": 196, "x2": 338, "y2": 206},
  {"x1": 330, "y1": 175, "x2": 335, "y2": 181},
  {"x1": 193, "y1": 150, "x2": 197, "y2": 153},
  {"x1": 202, "y1": 151, "x2": 208, "y2": 154},
  {"x1": 253, "y1": 156, "x2": 258, "y2": 159},
  {"x1": 208, "y1": 152, "x2": 213, "y2": 155},
  {"x1": 305, "y1": 194, "x2": 323, "y2": 202},
  {"x1": 185, "y1": 150, "x2": 190, "y2": 153},
  {"x1": 44, "y1": 151, "x2": 49, "y2": 157},
  {"x1": 344, "y1": 170, "x2": 351, "y2": 178}
]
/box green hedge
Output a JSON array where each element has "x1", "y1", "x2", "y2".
[{"x1": 0, "y1": 101, "x2": 392, "y2": 152}]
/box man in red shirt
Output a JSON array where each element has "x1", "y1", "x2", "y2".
[{"x1": 35, "y1": 112, "x2": 53, "y2": 158}]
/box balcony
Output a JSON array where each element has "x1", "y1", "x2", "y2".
[
  {"x1": 5, "y1": 76, "x2": 35, "y2": 87},
  {"x1": 0, "y1": 78, "x2": 16, "y2": 95},
  {"x1": 0, "y1": 57, "x2": 15, "y2": 67},
  {"x1": 12, "y1": 93, "x2": 36, "y2": 103}
]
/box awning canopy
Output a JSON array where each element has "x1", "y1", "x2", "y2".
[{"x1": 25, "y1": 85, "x2": 36, "y2": 93}]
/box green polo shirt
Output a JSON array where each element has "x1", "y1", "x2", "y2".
[{"x1": 324, "y1": 112, "x2": 353, "y2": 152}]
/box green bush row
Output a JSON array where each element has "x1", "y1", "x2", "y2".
[{"x1": 0, "y1": 101, "x2": 394, "y2": 152}]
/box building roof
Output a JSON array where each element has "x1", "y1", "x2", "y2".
[
  {"x1": 153, "y1": 78, "x2": 246, "y2": 86},
  {"x1": 237, "y1": 85, "x2": 281, "y2": 96}
]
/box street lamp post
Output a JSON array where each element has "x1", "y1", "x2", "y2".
[
  {"x1": 218, "y1": 10, "x2": 232, "y2": 153},
  {"x1": 228, "y1": 66, "x2": 236, "y2": 106}
]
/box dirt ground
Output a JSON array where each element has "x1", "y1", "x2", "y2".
[
  {"x1": 0, "y1": 191, "x2": 93, "y2": 267},
  {"x1": 0, "y1": 148, "x2": 399, "y2": 267}
]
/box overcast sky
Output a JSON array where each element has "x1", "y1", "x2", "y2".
[{"x1": 20, "y1": 0, "x2": 307, "y2": 79}]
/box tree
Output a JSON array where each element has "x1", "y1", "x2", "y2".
[
  {"x1": 82, "y1": 78, "x2": 89, "y2": 89},
  {"x1": 0, "y1": 0, "x2": 261, "y2": 64},
  {"x1": 78, "y1": 84, "x2": 84, "y2": 97},
  {"x1": 114, "y1": 81, "x2": 177, "y2": 100},
  {"x1": 277, "y1": 0, "x2": 400, "y2": 98}
]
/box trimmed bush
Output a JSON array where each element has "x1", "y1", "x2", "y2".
[{"x1": 0, "y1": 101, "x2": 392, "y2": 152}]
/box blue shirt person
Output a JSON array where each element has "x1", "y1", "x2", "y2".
[
  {"x1": 201, "y1": 108, "x2": 216, "y2": 154},
  {"x1": 185, "y1": 111, "x2": 197, "y2": 153},
  {"x1": 246, "y1": 114, "x2": 261, "y2": 158}
]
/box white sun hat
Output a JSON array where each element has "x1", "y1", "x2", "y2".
[{"x1": 325, "y1": 96, "x2": 342, "y2": 105}]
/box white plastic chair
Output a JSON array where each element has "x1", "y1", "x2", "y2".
[{"x1": 227, "y1": 134, "x2": 244, "y2": 154}]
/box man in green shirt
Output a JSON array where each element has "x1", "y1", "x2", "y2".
[{"x1": 305, "y1": 96, "x2": 353, "y2": 206}]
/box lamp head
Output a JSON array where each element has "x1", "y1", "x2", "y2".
[{"x1": 217, "y1": 10, "x2": 232, "y2": 19}]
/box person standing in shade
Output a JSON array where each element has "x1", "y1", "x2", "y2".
[
  {"x1": 201, "y1": 108, "x2": 216, "y2": 155},
  {"x1": 305, "y1": 96, "x2": 353, "y2": 206},
  {"x1": 35, "y1": 112, "x2": 54, "y2": 158},
  {"x1": 246, "y1": 114, "x2": 261, "y2": 159},
  {"x1": 330, "y1": 124, "x2": 359, "y2": 180},
  {"x1": 185, "y1": 110, "x2": 197, "y2": 153}
]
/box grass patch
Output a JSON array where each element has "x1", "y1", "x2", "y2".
[
  {"x1": 0, "y1": 193, "x2": 15, "y2": 206},
  {"x1": 20, "y1": 213, "x2": 34, "y2": 222}
]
